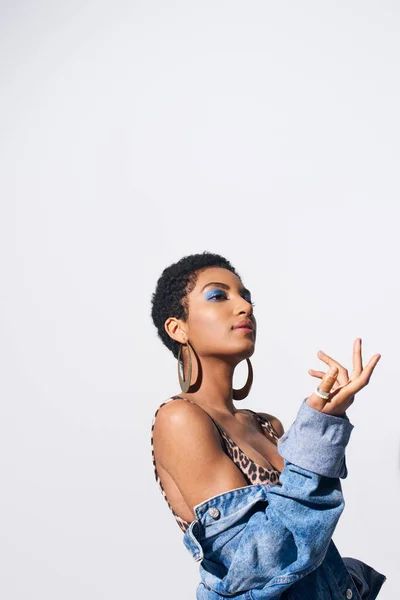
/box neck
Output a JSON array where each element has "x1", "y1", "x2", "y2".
[{"x1": 179, "y1": 353, "x2": 243, "y2": 416}]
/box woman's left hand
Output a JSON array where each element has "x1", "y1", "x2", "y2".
[{"x1": 307, "y1": 338, "x2": 381, "y2": 415}]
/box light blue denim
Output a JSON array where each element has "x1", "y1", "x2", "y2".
[{"x1": 183, "y1": 399, "x2": 387, "y2": 599}]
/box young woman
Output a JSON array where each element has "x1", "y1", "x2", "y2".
[{"x1": 150, "y1": 251, "x2": 386, "y2": 599}]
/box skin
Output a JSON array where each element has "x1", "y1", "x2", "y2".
[
  {"x1": 306, "y1": 338, "x2": 381, "y2": 416},
  {"x1": 165, "y1": 266, "x2": 258, "y2": 416},
  {"x1": 153, "y1": 266, "x2": 381, "y2": 521}
]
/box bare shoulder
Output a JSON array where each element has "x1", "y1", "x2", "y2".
[
  {"x1": 153, "y1": 398, "x2": 248, "y2": 511},
  {"x1": 153, "y1": 397, "x2": 213, "y2": 434},
  {"x1": 152, "y1": 398, "x2": 224, "y2": 468},
  {"x1": 255, "y1": 411, "x2": 285, "y2": 438},
  {"x1": 153, "y1": 397, "x2": 213, "y2": 429}
]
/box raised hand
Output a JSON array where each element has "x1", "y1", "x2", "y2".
[{"x1": 306, "y1": 338, "x2": 381, "y2": 416}]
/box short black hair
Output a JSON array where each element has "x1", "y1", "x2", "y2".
[{"x1": 150, "y1": 251, "x2": 241, "y2": 365}]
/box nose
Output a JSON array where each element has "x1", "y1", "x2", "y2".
[{"x1": 235, "y1": 297, "x2": 254, "y2": 317}]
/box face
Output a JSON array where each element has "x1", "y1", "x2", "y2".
[{"x1": 176, "y1": 267, "x2": 257, "y2": 362}]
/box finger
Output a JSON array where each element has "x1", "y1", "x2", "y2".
[
  {"x1": 349, "y1": 338, "x2": 363, "y2": 379},
  {"x1": 308, "y1": 369, "x2": 325, "y2": 378},
  {"x1": 334, "y1": 354, "x2": 381, "y2": 397},
  {"x1": 306, "y1": 365, "x2": 339, "y2": 410},
  {"x1": 358, "y1": 353, "x2": 381, "y2": 385},
  {"x1": 308, "y1": 370, "x2": 344, "y2": 394},
  {"x1": 317, "y1": 365, "x2": 339, "y2": 394},
  {"x1": 317, "y1": 350, "x2": 349, "y2": 383}
]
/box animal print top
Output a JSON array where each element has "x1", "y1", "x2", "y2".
[{"x1": 151, "y1": 395, "x2": 283, "y2": 533}]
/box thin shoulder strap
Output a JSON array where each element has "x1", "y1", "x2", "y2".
[
  {"x1": 171, "y1": 398, "x2": 265, "y2": 437},
  {"x1": 169, "y1": 395, "x2": 228, "y2": 442},
  {"x1": 173, "y1": 395, "x2": 223, "y2": 427},
  {"x1": 243, "y1": 407, "x2": 262, "y2": 419},
  {"x1": 154, "y1": 395, "x2": 219, "y2": 425},
  {"x1": 244, "y1": 407, "x2": 280, "y2": 440}
]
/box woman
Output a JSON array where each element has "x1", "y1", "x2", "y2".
[{"x1": 150, "y1": 251, "x2": 386, "y2": 599}]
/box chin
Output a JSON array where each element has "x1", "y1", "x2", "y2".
[{"x1": 236, "y1": 343, "x2": 256, "y2": 360}]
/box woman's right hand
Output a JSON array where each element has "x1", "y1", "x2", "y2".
[{"x1": 306, "y1": 338, "x2": 381, "y2": 416}]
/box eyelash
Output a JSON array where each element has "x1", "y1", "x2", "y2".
[{"x1": 209, "y1": 292, "x2": 256, "y2": 306}]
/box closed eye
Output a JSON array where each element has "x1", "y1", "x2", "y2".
[
  {"x1": 209, "y1": 292, "x2": 226, "y2": 300},
  {"x1": 208, "y1": 291, "x2": 255, "y2": 306}
]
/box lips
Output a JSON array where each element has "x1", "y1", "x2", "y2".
[{"x1": 233, "y1": 319, "x2": 254, "y2": 330}]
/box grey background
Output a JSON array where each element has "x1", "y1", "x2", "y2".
[{"x1": 0, "y1": 1, "x2": 398, "y2": 598}]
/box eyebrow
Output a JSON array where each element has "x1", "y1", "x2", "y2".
[{"x1": 201, "y1": 281, "x2": 251, "y2": 295}]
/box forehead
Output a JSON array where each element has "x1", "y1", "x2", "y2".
[{"x1": 193, "y1": 267, "x2": 243, "y2": 291}]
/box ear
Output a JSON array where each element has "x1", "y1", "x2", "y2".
[{"x1": 164, "y1": 317, "x2": 188, "y2": 344}]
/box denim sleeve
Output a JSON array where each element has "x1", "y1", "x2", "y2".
[
  {"x1": 277, "y1": 398, "x2": 354, "y2": 479},
  {"x1": 186, "y1": 398, "x2": 356, "y2": 597}
]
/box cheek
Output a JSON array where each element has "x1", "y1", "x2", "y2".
[
  {"x1": 193, "y1": 314, "x2": 222, "y2": 331},
  {"x1": 190, "y1": 309, "x2": 229, "y2": 336}
]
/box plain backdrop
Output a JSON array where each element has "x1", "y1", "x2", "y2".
[{"x1": 0, "y1": 1, "x2": 399, "y2": 598}]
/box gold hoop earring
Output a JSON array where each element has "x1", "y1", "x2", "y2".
[
  {"x1": 177, "y1": 342, "x2": 192, "y2": 393},
  {"x1": 232, "y1": 358, "x2": 253, "y2": 401}
]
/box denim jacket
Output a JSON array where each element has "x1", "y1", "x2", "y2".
[{"x1": 183, "y1": 399, "x2": 387, "y2": 599}]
